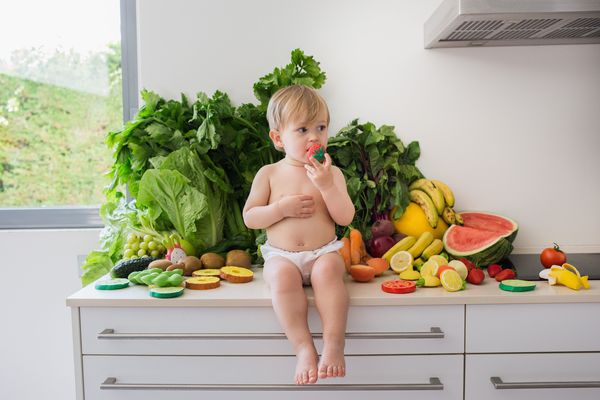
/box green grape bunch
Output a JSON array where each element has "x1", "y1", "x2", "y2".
[{"x1": 122, "y1": 233, "x2": 166, "y2": 260}]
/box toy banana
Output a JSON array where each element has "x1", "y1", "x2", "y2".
[{"x1": 548, "y1": 263, "x2": 590, "y2": 290}]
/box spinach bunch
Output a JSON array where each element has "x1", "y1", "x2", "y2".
[{"x1": 328, "y1": 120, "x2": 423, "y2": 238}]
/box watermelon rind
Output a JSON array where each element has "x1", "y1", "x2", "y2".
[{"x1": 443, "y1": 211, "x2": 518, "y2": 266}]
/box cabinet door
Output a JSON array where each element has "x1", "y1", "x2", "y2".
[
  {"x1": 84, "y1": 354, "x2": 463, "y2": 400},
  {"x1": 466, "y1": 303, "x2": 600, "y2": 353},
  {"x1": 466, "y1": 353, "x2": 600, "y2": 400},
  {"x1": 81, "y1": 305, "x2": 463, "y2": 355}
]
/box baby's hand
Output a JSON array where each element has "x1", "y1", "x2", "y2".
[
  {"x1": 305, "y1": 153, "x2": 334, "y2": 191},
  {"x1": 277, "y1": 194, "x2": 315, "y2": 218}
]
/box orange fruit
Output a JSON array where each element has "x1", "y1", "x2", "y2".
[
  {"x1": 367, "y1": 258, "x2": 390, "y2": 276},
  {"x1": 350, "y1": 265, "x2": 375, "y2": 282}
]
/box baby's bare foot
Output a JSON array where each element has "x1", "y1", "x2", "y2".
[
  {"x1": 295, "y1": 346, "x2": 319, "y2": 384},
  {"x1": 318, "y1": 342, "x2": 345, "y2": 379}
]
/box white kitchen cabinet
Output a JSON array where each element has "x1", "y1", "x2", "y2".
[
  {"x1": 465, "y1": 353, "x2": 600, "y2": 400},
  {"x1": 80, "y1": 305, "x2": 463, "y2": 355},
  {"x1": 84, "y1": 354, "x2": 463, "y2": 400},
  {"x1": 464, "y1": 303, "x2": 600, "y2": 400}
]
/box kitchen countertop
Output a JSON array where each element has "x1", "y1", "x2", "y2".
[{"x1": 67, "y1": 268, "x2": 600, "y2": 307}]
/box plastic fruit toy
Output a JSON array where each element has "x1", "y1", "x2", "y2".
[
  {"x1": 398, "y1": 263, "x2": 421, "y2": 280},
  {"x1": 548, "y1": 263, "x2": 589, "y2": 290},
  {"x1": 220, "y1": 266, "x2": 254, "y2": 283},
  {"x1": 307, "y1": 143, "x2": 325, "y2": 162},
  {"x1": 350, "y1": 265, "x2": 375, "y2": 282}
]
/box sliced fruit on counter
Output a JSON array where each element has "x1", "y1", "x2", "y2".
[
  {"x1": 440, "y1": 269, "x2": 464, "y2": 292},
  {"x1": 220, "y1": 266, "x2": 254, "y2": 283},
  {"x1": 398, "y1": 263, "x2": 421, "y2": 280},
  {"x1": 390, "y1": 251, "x2": 413, "y2": 273},
  {"x1": 447, "y1": 260, "x2": 469, "y2": 280},
  {"x1": 366, "y1": 258, "x2": 389, "y2": 276},
  {"x1": 149, "y1": 286, "x2": 184, "y2": 299},
  {"x1": 381, "y1": 279, "x2": 416, "y2": 294},
  {"x1": 186, "y1": 276, "x2": 221, "y2": 290},
  {"x1": 443, "y1": 211, "x2": 518, "y2": 266},
  {"x1": 499, "y1": 279, "x2": 536, "y2": 292},
  {"x1": 350, "y1": 264, "x2": 375, "y2": 282},
  {"x1": 416, "y1": 274, "x2": 441, "y2": 287},
  {"x1": 547, "y1": 263, "x2": 589, "y2": 290},
  {"x1": 419, "y1": 259, "x2": 439, "y2": 277},
  {"x1": 192, "y1": 269, "x2": 222, "y2": 277},
  {"x1": 428, "y1": 255, "x2": 448, "y2": 268},
  {"x1": 95, "y1": 278, "x2": 130, "y2": 290}
]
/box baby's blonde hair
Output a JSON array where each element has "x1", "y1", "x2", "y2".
[{"x1": 266, "y1": 85, "x2": 330, "y2": 132}]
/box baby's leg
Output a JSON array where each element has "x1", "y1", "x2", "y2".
[
  {"x1": 310, "y1": 252, "x2": 348, "y2": 379},
  {"x1": 263, "y1": 257, "x2": 318, "y2": 385}
]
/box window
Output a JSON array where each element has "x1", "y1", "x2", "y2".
[{"x1": 0, "y1": 0, "x2": 137, "y2": 228}]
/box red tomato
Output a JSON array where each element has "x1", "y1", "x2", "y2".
[
  {"x1": 381, "y1": 280, "x2": 416, "y2": 294},
  {"x1": 540, "y1": 243, "x2": 567, "y2": 268}
]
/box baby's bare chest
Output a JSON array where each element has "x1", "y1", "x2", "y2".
[{"x1": 268, "y1": 170, "x2": 323, "y2": 205}]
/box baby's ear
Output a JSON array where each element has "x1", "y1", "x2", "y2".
[{"x1": 269, "y1": 129, "x2": 283, "y2": 148}]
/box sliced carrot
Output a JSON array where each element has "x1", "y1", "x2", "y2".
[{"x1": 340, "y1": 237, "x2": 352, "y2": 273}]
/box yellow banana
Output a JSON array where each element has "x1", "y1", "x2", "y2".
[
  {"x1": 421, "y1": 239, "x2": 444, "y2": 260},
  {"x1": 442, "y1": 207, "x2": 457, "y2": 225},
  {"x1": 382, "y1": 236, "x2": 417, "y2": 263},
  {"x1": 409, "y1": 179, "x2": 445, "y2": 215},
  {"x1": 407, "y1": 231, "x2": 435, "y2": 259},
  {"x1": 410, "y1": 190, "x2": 438, "y2": 228},
  {"x1": 431, "y1": 179, "x2": 455, "y2": 208}
]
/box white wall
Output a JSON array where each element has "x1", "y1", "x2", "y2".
[
  {"x1": 0, "y1": 229, "x2": 100, "y2": 400},
  {"x1": 137, "y1": 0, "x2": 600, "y2": 251}
]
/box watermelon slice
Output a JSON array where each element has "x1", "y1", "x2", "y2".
[{"x1": 443, "y1": 211, "x2": 518, "y2": 266}]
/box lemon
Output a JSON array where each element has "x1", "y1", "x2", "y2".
[
  {"x1": 390, "y1": 251, "x2": 413, "y2": 273},
  {"x1": 420, "y1": 260, "x2": 439, "y2": 277},
  {"x1": 428, "y1": 255, "x2": 448, "y2": 267},
  {"x1": 448, "y1": 260, "x2": 468, "y2": 280},
  {"x1": 440, "y1": 269, "x2": 463, "y2": 292}
]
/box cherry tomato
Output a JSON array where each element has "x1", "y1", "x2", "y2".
[{"x1": 540, "y1": 243, "x2": 567, "y2": 268}]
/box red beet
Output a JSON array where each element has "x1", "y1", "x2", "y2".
[
  {"x1": 371, "y1": 220, "x2": 395, "y2": 239},
  {"x1": 368, "y1": 235, "x2": 396, "y2": 258}
]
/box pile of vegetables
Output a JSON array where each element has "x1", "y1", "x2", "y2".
[{"x1": 80, "y1": 49, "x2": 423, "y2": 286}]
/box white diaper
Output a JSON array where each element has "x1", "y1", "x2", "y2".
[{"x1": 260, "y1": 238, "x2": 344, "y2": 285}]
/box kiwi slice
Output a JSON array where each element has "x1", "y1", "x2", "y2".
[
  {"x1": 95, "y1": 278, "x2": 130, "y2": 290},
  {"x1": 149, "y1": 286, "x2": 184, "y2": 298}
]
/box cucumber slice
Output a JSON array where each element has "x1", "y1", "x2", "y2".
[
  {"x1": 149, "y1": 286, "x2": 184, "y2": 298},
  {"x1": 95, "y1": 278, "x2": 130, "y2": 290},
  {"x1": 499, "y1": 279, "x2": 536, "y2": 292}
]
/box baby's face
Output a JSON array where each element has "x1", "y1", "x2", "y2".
[{"x1": 273, "y1": 111, "x2": 329, "y2": 164}]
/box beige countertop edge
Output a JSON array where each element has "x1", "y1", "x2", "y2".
[{"x1": 66, "y1": 270, "x2": 600, "y2": 307}]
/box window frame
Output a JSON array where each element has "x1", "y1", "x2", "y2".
[{"x1": 0, "y1": 0, "x2": 137, "y2": 229}]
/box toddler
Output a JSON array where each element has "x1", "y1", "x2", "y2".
[{"x1": 243, "y1": 85, "x2": 355, "y2": 384}]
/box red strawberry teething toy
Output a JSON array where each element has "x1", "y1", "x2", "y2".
[{"x1": 307, "y1": 144, "x2": 325, "y2": 163}]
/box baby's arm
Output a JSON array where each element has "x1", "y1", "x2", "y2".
[
  {"x1": 243, "y1": 166, "x2": 315, "y2": 229},
  {"x1": 320, "y1": 166, "x2": 355, "y2": 227}
]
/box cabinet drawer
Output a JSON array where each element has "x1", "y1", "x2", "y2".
[
  {"x1": 80, "y1": 305, "x2": 463, "y2": 355},
  {"x1": 466, "y1": 303, "x2": 600, "y2": 353},
  {"x1": 83, "y1": 354, "x2": 463, "y2": 400},
  {"x1": 465, "y1": 353, "x2": 600, "y2": 400}
]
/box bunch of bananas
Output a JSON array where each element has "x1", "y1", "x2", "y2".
[{"x1": 409, "y1": 179, "x2": 462, "y2": 228}]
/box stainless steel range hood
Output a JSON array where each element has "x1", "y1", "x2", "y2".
[{"x1": 425, "y1": 0, "x2": 600, "y2": 48}]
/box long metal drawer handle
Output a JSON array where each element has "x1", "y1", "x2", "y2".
[
  {"x1": 491, "y1": 376, "x2": 600, "y2": 389},
  {"x1": 98, "y1": 327, "x2": 444, "y2": 340},
  {"x1": 101, "y1": 377, "x2": 443, "y2": 391}
]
